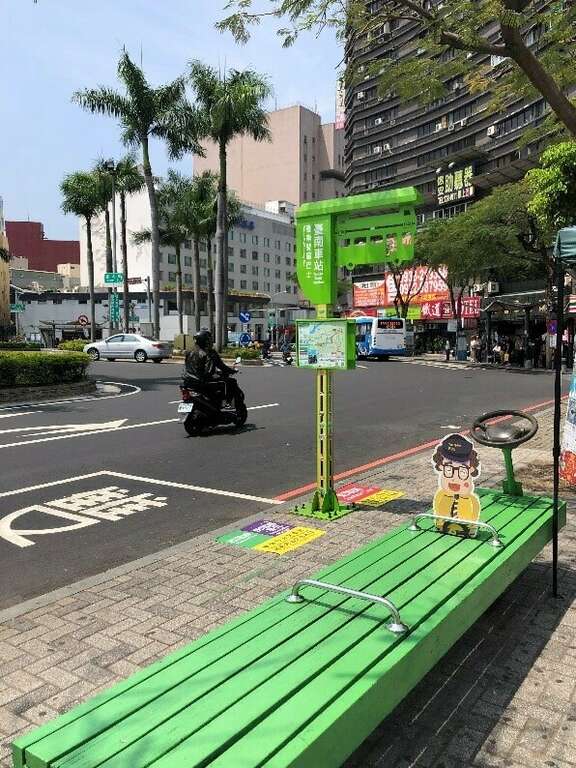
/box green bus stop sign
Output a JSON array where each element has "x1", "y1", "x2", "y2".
[{"x1": 296, "y1": 188, "x2": 422, "y2": 306}]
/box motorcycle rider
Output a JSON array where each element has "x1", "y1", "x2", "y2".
[{"x1": 184, "y1": 330, "x2": 243, "y2": 410}]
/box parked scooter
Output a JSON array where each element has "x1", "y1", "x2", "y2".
[
  {"x1": 178, "y1": 357, "x2": 247, "y2": 436},
  {"x1": 282, "y1": 348, "x2": 293, "y2": 366}
]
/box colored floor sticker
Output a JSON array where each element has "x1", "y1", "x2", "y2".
[
  {"x1": 242, "y1": 519, "x2": 294, "y2": 535},
  {"x1": 336, "y1": 484, "x2": 382, "y2": 504},
  {"x1": 216, "y1": 530, "x2": 270, "y2": 549},
  {"x1": 253, "y1": 526, "x2": 325, "y2": 555},
  {"x1": 359, "y1": 489, "x2": 405, "y2": 507}
]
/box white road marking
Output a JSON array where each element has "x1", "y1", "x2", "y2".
[
  {"x1": 357, "y1": 365, "x2": 369, "y2": 369},
  {"x1": 0, "y1": 469, "x2": 280, "y2": 505},
  {"x1": 0, "y1": 382, "x2": 141, "y2": 411},
  {"x1": 0, "y1": 419, "x2": 127, "y2": 436},
  {"x1": 0, "y1": 411, "x2": 41, "y2": 419},
  {"x1": 0, "y1": 404, "x2": 279, "y2": 450},
  {"x1": 168, "y1": 400, "x2": 280, "y2": 409}
]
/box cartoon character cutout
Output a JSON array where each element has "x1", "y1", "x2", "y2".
[{"x1": 431, "y1": 433, "x2": 481, "y2": 537}]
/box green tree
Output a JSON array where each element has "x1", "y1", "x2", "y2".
[
  {"x1": 73, "y1": 50, "x2": 203, "y2": 339},
  {"x1": 60, "y1": 171, "x2": 107, "y2": 341},
  {"x1": 527, "y1": 141, "x2": 576, "y2": 234},
  {"x1": 219, "y1": 0, "x2": 576, "y2": 138},
  {"x1": 93, "y1": 160, "x2": 116, "y2": 328},
  {"x1": 114, "y1": 154, "x2": 146, "y2": 331},
  {"x1": 189, "y1": 62, "x2": 272, "y2": 349}
]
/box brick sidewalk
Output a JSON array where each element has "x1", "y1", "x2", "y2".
[{"x1": 1, "y1": 407, "x2": 574, "y2": 767}]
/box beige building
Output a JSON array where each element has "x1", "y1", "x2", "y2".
[
  {"x1": 194, "y1": 105, "x2": 345, "y2": 206},
  {"x1": 0, "y1": 198, "x2": 10, "y2": 333}
]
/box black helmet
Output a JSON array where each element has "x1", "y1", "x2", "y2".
[{"x1": 194, "y1": 330, "x2": 212, "y2": 349}]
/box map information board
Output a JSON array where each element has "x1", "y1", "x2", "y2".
[{"x1": 296, "y1": 319, "x2": 356, "y2": 370}]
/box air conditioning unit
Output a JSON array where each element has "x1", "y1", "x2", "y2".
[
  {"x1": 357, "y1": 91, "x2": 365, "y2": 101},
  {"x1": 382, "y1": 22, "x2": 391, "y2": 35},
  {"x1": 373, "y1": 145, "x2": 383, "y2": 154},
  {"x1": 466, "y1": 52, "x2": 474, "y2": 59},
  {"x1": 389, "y1": 118, "x2": 396, "y2": 126},
  {"x1": 382, "y1": 143, "x2": 391, "y2": 152},
  {"x1": 472, "y1": 283, "x2": 485, "y2": 293},
  {"x1": 460, "y1": 117, "x2": 468, "y2": 126},
  {"x1": 374, "y1": 117, "x2": 383, "y2": 126},
  {"x1": 487, "y1": 281, "x2": 499, "y2": 294},
  {"x1": 417, "y1": 47, "x2": 426, "y2": 55},
  {"x1": 487, "y1": 125, "x2": 497, "y2": 137},
  {"x1": 435, "y1": 122, "x2": 444, "y2": 132},
  {"x1": 447, "y1": 123, "x2": 455, "y2": 132}
]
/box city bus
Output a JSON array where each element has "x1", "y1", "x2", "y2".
[{"x1": 354, "y1": 316, "x2": 413, "y2": 360}]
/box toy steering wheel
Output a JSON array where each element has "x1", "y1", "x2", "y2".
[{"x1": 471, "y1": 410, "x2": 538, "y2": 449}]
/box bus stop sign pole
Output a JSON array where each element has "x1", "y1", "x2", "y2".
[{"x1": 295, "y1": 188, "x2": 422, "y2": 521}]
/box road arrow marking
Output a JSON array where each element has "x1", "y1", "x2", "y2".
[
  {"x1": 0, "y1": 411, "x2": 41, "y2": 419},
  {"x1": 0, "y1": 419, "x2": 127, "y2": 436}
]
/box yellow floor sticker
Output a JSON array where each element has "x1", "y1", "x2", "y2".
[
  {"x1": 359, "y1": 489, "x2": 405, "y2": 507},
  {"x1": 253, "y1": 526, "x2": 326, "y2": 555}
]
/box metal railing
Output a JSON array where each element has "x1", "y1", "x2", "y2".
[
  {"x1": 409, "y1": 513, "x2": 503, "y2": 547},
  {"x1": 285, "y1": 578, "x2": 408, "y2": 634}
]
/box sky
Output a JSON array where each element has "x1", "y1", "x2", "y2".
[{"x1": 1, "y1": 0, "x2": 340, "y2": 239}]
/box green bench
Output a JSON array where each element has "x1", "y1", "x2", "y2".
[{"x1": 13, "y1": 488, "x2": 565, "y2": 768}]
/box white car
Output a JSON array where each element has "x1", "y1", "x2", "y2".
[{"x1": 84, "y1": 334, "x2": 172, "y2": 363}]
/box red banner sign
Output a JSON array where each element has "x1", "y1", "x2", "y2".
[
  {"x1": 421, "y1": 296, "x2": 481, "y2": 320},
  {"x1": 385, "y1": 266, "x2": 450, "y2": 306},
  {"x1": 353, "y1": 279, "x2": 388, "y2": 308}
]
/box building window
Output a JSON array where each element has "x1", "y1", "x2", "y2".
[
  {"x1": 184, "y1": 239, "x2": 192, "y2": 249},
  {"x1": 229, "y1": 278, "x2": 234, "y2": 288},
  {"x1": 199, "y1": 241, "x2": 207, "y2": 252},
  {"x1": 159, "y1": 271, "x2": 164, "y2": 280},
  {"x1": 184, "y1": 256, "x2": 192, "y2": 267},
  {"x1": 264, "y1": 253, "x2": 270, "y2": 262},
  {"x1": 240, "y1": 280, "x2": 247, "y2": 289},
  {"x1": 240, "y1": 264, "x2": 247, "y2": 273},
  {"x1": 200, "y1": 275, "x2": 207, "y2": 286},
  {"x1": 293, "y1": 285, "x2": 298, "y2": 294},
  {"x1": 240, "y1": 232, "x2": 247, "y2": 243},
  {"x1": 252, "y1": 235, "x2": 258, "y2": 245},
  {"x1": 200, "y1": 259, "x2": 207, "y2": 269},
  {"x1": 285, "y1": 257, "x2": 291, "y2": 266},
  {"x1": 275, "y1": 269, "x2": 281, "y2": 278},
  {"x1": 184, "y1": 274, "x2": 193, "y2": 283},
  {"x1": 240, "y1": 248, "x2": 247, "y2": 258},
  {"x1": 275, "y1": 255, "x2": 281, "y2": 265},
  {"x1": 167, "y1": 254, "x2": 176, "y2": 264},
  {"x1": 312, "y1": 192, "x2": 316, "y2": 199},
  {"x1": 229, "y1": 230, "x2": 234, "y2": 240},
  {"x1": 304, "y1": 153, "x2": 308, "y2": 162},
  {"x1": 286, "y1": 242, "x2": 291, "y2": 252},
  {"x1": 252, "y1": 281, "x2": 259, "y2": 290},
  {"x1": 252, "y1": 266, "x2": 259, "y2": 276},
  {"x1": 304, "y1": 172, "x2": 307, "y2": 180},
  {"x1": 228, "y1": 246, "x2": 234, "y2": 257},
  {"x1": 275, "y1": 283, "x2": 282, "y2": 293},
  {"x1": 168, "y1": 272, "x2": 177, "y2": 281},
  {"x1": 264, "y1": 267, "x2": 270, "y2": 276},
  {"x1": 263, "y1": 237, "x2": 270, "y2": 247},
  {"x1": 252, "y1": 250, "x2": 258, "y2": 260},
  {"x1": 265, "y1": 282, "x2": 271, "y2": 291},
  {"x1": 275, "y1": 239, "x2": 281, "y2": 249}
]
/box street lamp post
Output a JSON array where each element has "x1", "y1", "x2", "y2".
[{"x1": 104, "y1": 159, "x2": 118, "y2": 330}]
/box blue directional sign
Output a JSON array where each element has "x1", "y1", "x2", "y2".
[
  {"x1": 239, "y1": 311, "x2": 251, "y2": 323},
  {"x1": 239, "y1": 332, "x2": 252, "y2": 347}
]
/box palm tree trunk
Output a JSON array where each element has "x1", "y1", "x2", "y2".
[
  {"x1": 192, "y1": 238, "x2": 201, "y2": 333},
  {"x1": 85, "y1": 217, "x2": 96, "y2": 342},
  {"x1": 104, "y1": 205, "x2": 114, "y2": 330},
  {"x1": 142, "y1": 138, "x2": 161, "y2": 339},
  {"x1": 176, "y1": 242, "x2": 183, "y2": 336},
  {"x1": 215, "y1": 140, "x2": 228, "y2": 350},
  {"x1": 120, "y1": 192, "x2": 130, "y2": 332},
  {"x1": 207, "y1": 237, "x2": 215, "y2": 337}
]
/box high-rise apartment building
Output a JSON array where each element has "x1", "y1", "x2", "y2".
[
  {"x1": 345, "y1": 4, "x2": 570, "y2": 223},
  {"x1": 195, "y1": 105, "x2": 345, "y2": 205}
]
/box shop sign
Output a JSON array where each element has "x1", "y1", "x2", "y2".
[
  {"x1": 421, "y1": 296, "x2": 480, "y2": 320},
  {"x1": 385, "y1": 266, "x2": 449, "y2": 306},
  {"x1": 353, "y1": 279, "x2": 387, "y2": 307},
  {"x1": 436, "y1": 165, "x2": 475, "y2": 206}
]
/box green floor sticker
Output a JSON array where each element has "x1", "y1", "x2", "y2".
[{"x1": 216, "y1": 530, "x2": 270, "y2": 549}]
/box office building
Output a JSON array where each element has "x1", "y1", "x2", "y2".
[
  {"x1": 195, "y1": 104, "x2": 345, "y2": 205},
  {"x1": 6, "y1": 220, "x2": 80, "y2": 272},
  {"x1": 344, "y1": 4, "x2": 571, "y2": 223}
]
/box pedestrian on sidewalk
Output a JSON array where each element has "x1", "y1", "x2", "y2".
[{"x1": 444, "y1": 338, "x2": 451, "y2": 362}]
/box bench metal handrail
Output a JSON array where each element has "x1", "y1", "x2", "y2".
[
  {"x1": 285, "y1": 578, "x2": 409, "y2": 634},
  {"x1": 409, "y1": 512, "x2": 503, "y2": 548}
]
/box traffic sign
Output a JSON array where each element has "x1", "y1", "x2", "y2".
[
  {"x1": 239, "y1": 311, "x2": 251, "y2": 323},
  {"x1": 109, "y1": 293, "x2": 120, "y2": 322},
  {"x1": 77, "y1": 315, "x2": 89, "y2": 327},
  {"x1": 10, "y1": 303, "x2": 25, "y2": 313},
  {"x1": 127, "y1": 277, "x2": 142, "y2": 285},
  {"x1": 104, "y1": 272, "x2": 123, "y2": 285},
  {"x1": 239, "y1": 332, "x2": 252, "y2": 347}
]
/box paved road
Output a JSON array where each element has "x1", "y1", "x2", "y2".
[{"x1": 0, "y1": 358, "x2": 565, "y2": 609}]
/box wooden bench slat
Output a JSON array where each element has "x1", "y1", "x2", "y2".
[{"x1": 143, "y1": 495, "x2": 547, "y2": 768}]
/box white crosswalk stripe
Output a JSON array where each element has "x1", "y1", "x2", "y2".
[{"x1": 395, "y1": 358, "x2": 471, "y2": 371}]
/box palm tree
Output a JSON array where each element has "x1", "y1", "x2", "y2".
[
  {"x1": 114, "y1": 154, "x2": 145, "y2": 331},
  {"x1": 61, "y1": 171, "x2": 106, "y2": 341},
  {"x1": 188, "y1": 62, "x2": 272, "y2": 349},
  {"x1": 93, "y1": 160, "x2": 115, "y2": 327},
  {"x1": 73, "y1": 50, "x2": 203, "y2": 339},
  {"x1": 132, "y1": 173, "x2": 189, "y2": 335},
  {"x1": 205, "y1": 188, "x2": 242, "y2": 338}
]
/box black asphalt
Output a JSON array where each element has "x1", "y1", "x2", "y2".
[{"x1": 0, "y1": 358, "x2": 565, "y2": 609}]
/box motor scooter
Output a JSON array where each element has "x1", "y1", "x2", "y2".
[{"x1": 178, "y1": 358, "x2": 247, "y2": 436}]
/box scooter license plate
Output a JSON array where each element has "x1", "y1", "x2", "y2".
[{"x1": 178, "y1": 403, "x2": 193, "y2": 413}]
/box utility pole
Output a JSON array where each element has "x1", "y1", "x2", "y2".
[
  {"x1": 146, "y1": 276, "x2": 152, "y2": 325},
  {"x1": 105, "y1": 159, "x2": 119, "y2": 331}
]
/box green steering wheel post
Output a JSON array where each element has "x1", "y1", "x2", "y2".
[{"x1": 501, "y1": 446, "x2": 523, "y2": 497}]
